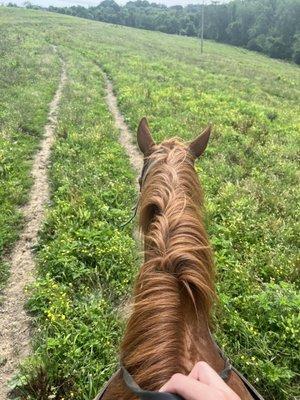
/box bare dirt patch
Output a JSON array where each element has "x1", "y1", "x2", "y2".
[
  {"x1": 0, "y1": 56, "x2": 67, "y2": 399},
  {"x1": 103, "y1": 75, "x2": 143, "y2": 177}
]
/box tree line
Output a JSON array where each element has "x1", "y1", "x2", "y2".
[{"x1": 14, "y1": 0, "x2": 300, "y2": 64}]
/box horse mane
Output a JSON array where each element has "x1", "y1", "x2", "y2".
[{"x1": 104, "y1": 138, "x2": 215, "y2": 399}]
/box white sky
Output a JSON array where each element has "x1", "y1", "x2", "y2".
[{"x1": 2, "y1": 0, "x2": 219, "y2": 8}]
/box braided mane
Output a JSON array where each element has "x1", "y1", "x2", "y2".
[{"x1": 104, "y1": 138, "x2": 215, "y2": 399}]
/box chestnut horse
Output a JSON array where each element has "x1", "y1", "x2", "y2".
[{"x1": 100, "y1": 118, "x2": 255, "y2": 400}]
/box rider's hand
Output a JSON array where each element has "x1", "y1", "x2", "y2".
[{"x1": 159, "y1": 361, "x2": 241, "y2": 400}]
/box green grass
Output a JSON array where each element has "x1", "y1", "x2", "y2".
[
  {"x1": 11, "y1": 46, "x2": 139, "y2": 399},
  {"x1": 0, "y1": 13, "x2": 60, "y2": 291},
  {"x1": 1, "y1": 7, "x2": 299, "y2": 400}
]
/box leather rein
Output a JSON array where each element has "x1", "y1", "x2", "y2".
[{"x1": 94, "y1": 335, "x2": 265, "y2": 400}]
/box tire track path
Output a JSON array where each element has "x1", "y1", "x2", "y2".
[
  {"x1": 103, "y1": 74, "x2": 143, "y2": 248},
  {"x1": 103, "y1": 74, "x2": 143, "y2": 180},
  {"x1": 0, "y1": 55, "x2": 67, "y2": 399}
]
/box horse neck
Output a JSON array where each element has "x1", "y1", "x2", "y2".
[{"x1": 120, "y1": 151, "x2": 216, "y2": 394}]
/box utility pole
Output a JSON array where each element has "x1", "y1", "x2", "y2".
[{"x1": 200, "y1": 1, "x2": 204, "y2": 54}]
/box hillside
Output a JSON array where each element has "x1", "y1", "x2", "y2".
[
  {"x1": 0, "y1": 7, "x2": 299, "y2": 400},
  {"x1": 37, "y1": 0, "x2": 300, "y2": 64}
]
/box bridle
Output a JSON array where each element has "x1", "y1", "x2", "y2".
[
  {"x1": 120, "y1": 158, "x2": 150, "y2": 228},
  {"x1": 138, "y1": 158, "x2": 149, "y2": 191}
]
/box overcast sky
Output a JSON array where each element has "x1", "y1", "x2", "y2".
[{"x1": 2, "y1": 0, "x2": 220, "y2": 8}]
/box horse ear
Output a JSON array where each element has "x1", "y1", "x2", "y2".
[
  {"x1": 137, "y1": 117, "x2": 155, "y2": 155},
  {"x1": 188, "y1": 125, "x2": 212, "y2": 158}
]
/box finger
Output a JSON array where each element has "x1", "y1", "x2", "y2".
[
  {"x1": 188, "y1": 361, "x2": 227, "y2": 387},
  {"x1": 188, "y1": 362, "x2": 240, "y2": 399},
  {"x1": 159, "y1": 373, "x2": 225, "y2": 400}
]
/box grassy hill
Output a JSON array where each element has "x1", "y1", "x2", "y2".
[{"x1": 0, "y1": 7, "x2": 299, "y2": 400}]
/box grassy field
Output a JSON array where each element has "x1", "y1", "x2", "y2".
[
  {"x1": 14, "y1": 47, "x2": 138, "y2": 400},
  {"x1": 0, "y1": 18, "x2": 60, "y2": 292},
  {"x1": 1, "y1": 7, "x2": 299, "y2": 400}
]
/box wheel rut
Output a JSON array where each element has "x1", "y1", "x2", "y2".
[
  {"x1": 103, "y1": 74, "x2": 143, "y2": 179},
  {"x1": 103, "y1": 73, "x2": 144, "y2": 249},
  {"x1": 0, "y1": 53, "x2": 67, "y2": 399}
]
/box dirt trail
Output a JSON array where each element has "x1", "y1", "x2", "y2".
[
  {"x1": 103, "y1": 74, "x2": 143, "y2": 178},
  {"x1": 103, "y1": 73, "x2": 143, "y2": 257},
  {"x1": 0, "y1": 56, "x2": 67, "y2": 399}
]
